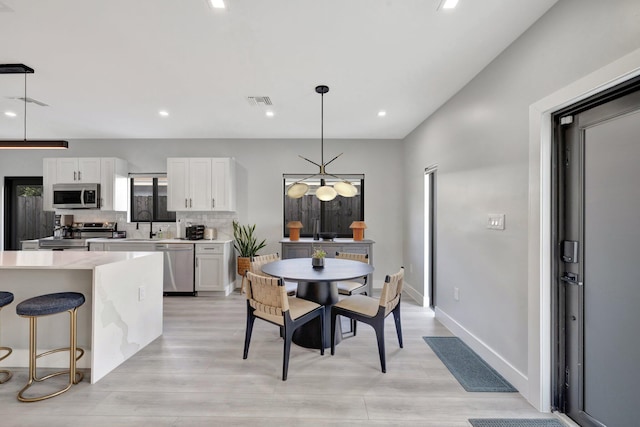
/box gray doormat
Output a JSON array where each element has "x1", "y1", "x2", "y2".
[
  {"x1": 423, "y1": 336, "x2": 517, "y2": 392},
  {"x1": 469, "y1": 419, "x2": 565, "y2": 427}
]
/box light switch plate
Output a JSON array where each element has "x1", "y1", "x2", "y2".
[{"x1": 487, "y1": 213, "x2": 505, "y2": 230}]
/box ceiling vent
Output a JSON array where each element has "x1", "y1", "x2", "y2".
[{"x1": 246, "y1": 96, "x2": 272, "y2": 106}]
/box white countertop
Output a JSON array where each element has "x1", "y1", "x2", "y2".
[
  {"x1": 22, "y1": 238, "x2": 233, "y2": 244},
  {"x1": 87, "y1": 238, "x2": 232, "y2": 244},
  {"x1": 0, "y1": 250, "x2": 158, "y2": 269}
]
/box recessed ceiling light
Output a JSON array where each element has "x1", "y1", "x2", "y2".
[
  {"x1": 159, "y1": 110, "x2": 169, "y2": 117},
  {"x1": 266, "y1": 111, "x2": 275, "y2": 117},
  {"x1": 378, "y1": 111, "x2": 387, "y2": 117},
  {"x1": 209, "y1": 0, "x2": 226, "y2": 9},
  {"x1": 440, "y1": 0, "x2": 459, "y2": 10},
  {"x1": 4, "y1": 111, "x2": 16, "y2": 117}
]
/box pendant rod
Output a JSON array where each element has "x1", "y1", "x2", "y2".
[
  {"x1": 320, "y1": 89, "x2": 324, "y2": 166},
  {"x1": 23, "y1": 71, "x2": 27, "y2": 141}
]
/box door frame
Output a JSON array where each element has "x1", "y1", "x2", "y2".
[
  {"x1": 3, "y1": 176, "x2": 45, "y2": 250},
  {"x1": 550, "y1": 80, "x2": 640, "y2": 417},
  {"x1": 424, "y1": 165, "x2": 437, "y2": 309},
  {"x1": 527, "y1": 47, "x2": 640, "y2": 412}
]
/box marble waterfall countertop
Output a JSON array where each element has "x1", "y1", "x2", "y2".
[
  {"x1": 0, "y1": 250, "x2": 163, "y2": 384},
  {"x1": 0, "y1": 250, "x2": 155, "y2": 269}
]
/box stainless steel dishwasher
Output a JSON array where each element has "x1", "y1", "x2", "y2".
[{"x1": 155, "y1": 243, "x2": 195, "y2": 296}]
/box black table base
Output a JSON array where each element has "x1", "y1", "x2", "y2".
[{"x1": 293, "y1": 281, "x2": 342, "y2": 349}]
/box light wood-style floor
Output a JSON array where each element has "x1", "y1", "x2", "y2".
[{"x1": 0, "y1": 291, "x2": 561, "y2": 426}]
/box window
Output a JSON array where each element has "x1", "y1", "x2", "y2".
[
  {"x1": 283, "y1": 174, "x2": 364, "y2": 238},
  {"x1": 130, "y1": 176, "x2": 176, "y2": 222}
]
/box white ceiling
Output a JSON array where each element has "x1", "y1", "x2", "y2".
[{"x1": 0, "y1": 0, "x2": 558, "y2": 140}]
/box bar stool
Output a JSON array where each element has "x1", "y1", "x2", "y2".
[
  {"x1": 16, "y1": 292, "x2": 85, "y2": 402},
  {"x1": 0, "y1": 291, "x2": 14, "y2": 384}
]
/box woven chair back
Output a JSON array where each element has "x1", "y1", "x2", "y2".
[
  {"x1": 335, "y1": 252, "x2": 368, "y2": 263},
  {"x1": 245, "y1": 271, "x2": 289, "y2": 316},
  {"x1": 379, "y1": 267, "x2": 404, "y2": 315},
  {"x1": 249, "y1": 253, "x2": 281, "y2": 278}
]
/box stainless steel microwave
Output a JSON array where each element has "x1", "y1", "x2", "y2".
[{"x1": 52, "y1": 183, "x2": 100, "y2": 209}]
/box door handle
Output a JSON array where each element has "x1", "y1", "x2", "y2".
[{"x1": 560, "y1": 272, "x2": 582, "y2": 286}]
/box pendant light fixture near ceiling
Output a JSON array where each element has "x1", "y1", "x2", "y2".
[
  {"x1": 286, "y1": 85, "x2": 358, "y2": 202},
  {"x1": 0, "y1": 64, "x2": 68, "y2": 149}
]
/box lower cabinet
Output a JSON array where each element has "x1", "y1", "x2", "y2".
[{"x1": 195, "y1": 241, "x2": 234, "y2": 295}]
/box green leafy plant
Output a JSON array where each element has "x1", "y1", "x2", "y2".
[
  {"x1": 312, "y1": 247, "x2": 326, "y2": 259},
  {"x1": 233, "y1": 220, "x2": 267, "y2": 257}
]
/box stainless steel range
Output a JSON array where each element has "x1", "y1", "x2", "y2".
[{"x1": 39, "y1": 222, "x2": 116, "y2": 251}]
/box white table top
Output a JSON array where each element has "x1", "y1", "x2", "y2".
[{"x1": 0, "y1": 250, "x2": 158, "y2": 270}]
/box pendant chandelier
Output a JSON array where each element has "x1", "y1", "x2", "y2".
[
  {"x1": 0, "y1": 64, "x2": 68, "y2": 149},
  {"x1": 286, "y1": 85, "x2": 358, "y2": 202}
]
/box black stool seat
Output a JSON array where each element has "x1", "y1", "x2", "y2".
[
  {"x1": 17, "y1": 292, "x2": 85, "y2": 317},
  {"x1": 0, "y1": 291, "x2": 13, "y2": 308}
]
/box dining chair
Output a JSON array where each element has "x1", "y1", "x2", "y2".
[
  {"x1": 243, "y1": 271, "x2": 325, "y2": 380},
  {"x1": 249, "y1": 253, "x2": 297, "y2": 295},
  {"x1": 335, "y1": 252, "x2": 369, "y2": 296},
  {"x1": 330, "y1": 267, "x2": 404, "y2": 373},
  {"x1": 335, "y1": 251, "x2": 369, "y2": 336}
]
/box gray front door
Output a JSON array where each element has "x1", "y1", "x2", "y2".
[{"x1": 555, "y1": 88, "x2": 640, "y2": 427}]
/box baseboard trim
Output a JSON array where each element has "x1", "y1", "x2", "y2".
[
  {"x1": 402, "y1": 280, "x2": 426, "y2": 306},
  {"x1": 434, "y1": 307, "x2": 529, "y2": 399}
]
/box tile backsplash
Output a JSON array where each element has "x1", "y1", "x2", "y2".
[{"x1": 63, "y1": 210, "x2": 238, "y2": 240}]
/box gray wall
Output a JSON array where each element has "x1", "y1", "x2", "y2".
[
  {"x1": 402, "y1": 0, "x2": 640, "y2": 395},
  {"x1": 0, "y1": 138, "x2": 403, "y2": 288}
]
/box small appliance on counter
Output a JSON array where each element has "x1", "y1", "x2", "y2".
[
  {"x1": 185, "y1": 225, "x2": 205, "y2": 240},
  {"x1": 204, "y1": 227, "x2": 217, "y2": 240},
  {"x1": 41, "y1": 221, "x2": 116, "y2": 250}
]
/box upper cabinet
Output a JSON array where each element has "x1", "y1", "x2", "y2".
[
  {"x1": 56, "y1": 157, "x2": 102, "y2": 183},
  {"x1": 43, "y1": 157, "x2": 128, "y2": 211},
  {"x1": 167, "y1": 157, "x2": 236, "y2": 212}
]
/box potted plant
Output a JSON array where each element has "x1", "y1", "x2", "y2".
[
  {"x1": 311, "y1": 247, "x2": 326, "y2": 268},
  {"x1": 233, "y1": 220, "x2": 267, "y2": 276}
]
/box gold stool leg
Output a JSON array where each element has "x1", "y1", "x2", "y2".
[
  {"x1": 18, "y1": 308, "x2": 84, "y2": 402},
  {"x1": 0, "y1": 346, "x2": 12, "y2": 383},
  {"x1": 0, "y1": 306, "x2": 12, "y2": 383}
]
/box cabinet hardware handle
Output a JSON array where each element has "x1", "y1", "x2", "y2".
[
  {"x1": 74, "y1": 171, "x2": 77, "y2": 181},
  {"x1": 185, "y1": 198, "x2": 188, "y2": 208},
  {"x1": 78, "y1": 171, "x2": 81, "y2": 181},
  {"x1": 190, "y1": 198, "x2": 192, "y2": 208}
]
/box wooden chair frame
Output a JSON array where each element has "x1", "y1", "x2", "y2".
[
  {"x1": 243, "y1": 272, "x2": 324, "y2": 380},
  {"x1": 330, "y1": 268, "x2": 404, "y2": 373}
]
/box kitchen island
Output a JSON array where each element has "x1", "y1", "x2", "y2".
[{"x1": 0, "y1": 250, "x2": 163, "y2": 383}]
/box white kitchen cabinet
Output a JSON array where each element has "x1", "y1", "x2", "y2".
[
  {"x1": 195, "y1": 241, "x2": 233, "y2": 295},
  {"x1": 89, "y1": 242, "x2": 104, "y2": 251},
  {"x1": 42, "y1": 158, "x2": 57, "y2": 211},
  {"x1": 167, "y1": 157, "x2": 236, "y2": 212},
  {"x1": 43, "y1": 157, "x2": 128, "y2": 211},
  {"x1": 56, "y1": 158, "x2": 101, "y2": 183},
  {"x1": 21, "y1": 241, "x2": 39, "y2": 251},
  {"x1": 167, "y1": 157, "x2": 212, "y2": 211},
  {"x1": 211, "y1": 157, "x2": 236, "y2": 211},
  {"x1": 99, "y1": 158, "x2": 129, "y2": 211}
]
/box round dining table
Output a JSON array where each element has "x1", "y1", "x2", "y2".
[{"x1": 262, "y1": 257, "x2": 374, "y2": 349}]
